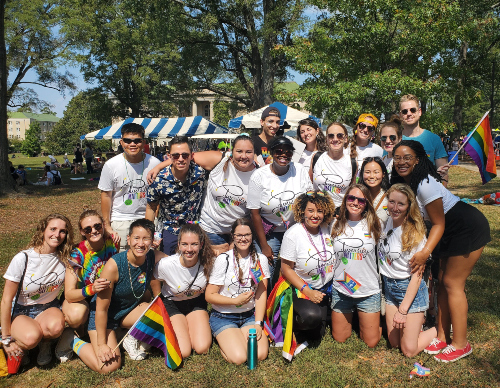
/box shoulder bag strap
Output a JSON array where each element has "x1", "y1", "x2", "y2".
[
  {"x1": 12, "y1": 253, "x2": 29, "y2": 312},
  {"x1": 374, "y1": 192, "x2": 388, "y2": 212}
]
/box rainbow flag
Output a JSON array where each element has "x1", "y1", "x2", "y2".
[
  {"x1": 250, "y1": 260, "x2": 264, "y2": 285},
  {"x1": 409, "y1": 362, "x2": 430, "y2": 378},
  {"x1": 128, "y1": 296, "x2": 182, "y2": 369},
  {"x1": 463, "y1": 111, "x2": 497, "y2": 184}
]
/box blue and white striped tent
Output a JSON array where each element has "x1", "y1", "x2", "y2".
[
  {"x1": 228, "y1": 102, "x2": 321, "y2": 130},
  {"x1": 80, "y1": 116, "x2": 228, "y2": 140}
]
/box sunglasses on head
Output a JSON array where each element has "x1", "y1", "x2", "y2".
[
  {"x1": 306, "y1": 190, "x2": 325, "y2": 197},
  {"x1": 357, "y1": 123, "x2": 375, "y2": 132},
  {"x1": 273, "y1": 148, "x2": 293, "y2": 157},
  {"x1": 381, "y1": 135, "x2": 397, "y2": 142},
  {"x1": 170, "y1": 153, "x2": 191, "y2": 160},
  {"x1": 327, "y1": 133, "x2": 345, "y2": 140},
  {"x1": 401, "y1": 107, "x2": 418, "y2": 115},
  {"x1": 82, "y1": 223, "x2": 103, "y2": 235},
  {"x1": 122, "y1": 138, "x2": 143, "y2": 144},
  {"x1": 346, "y1": 194, "x2": 367, "y2": 206}
]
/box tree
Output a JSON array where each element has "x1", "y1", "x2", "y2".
[
  {"x1": 21, "y1": 120, "x2": 42, "y2": 156},
  {"x1": 45, "y1": 88, "x2": 114, "y2": 154}
]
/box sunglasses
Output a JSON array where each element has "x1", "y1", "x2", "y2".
[
  {"x1": 401, "y1": 107, "x2": 418, "y2": 115},
  {"x1": 383, "y1": 229, "x2": 394, "y2": 246},
  {"x1": 82, "y1": 223, "x2": 103, "y2": 234},
  {"x1": 357, "y1": 123, "x2": 375, "y2": 132},
  {"x1": 381, "y1": 135, "x2": 397, "y2": 142},
  {"x1": 346, "y1": 195, "x2": 367, "y2": 206},
  {"x1": 170, "y1": 153, "x2": 191, "y2": 160},
  {"x1": 327, "y1": 133, "x2": 345, "y2": 140},
  {"x1": 122, "y1": 138, "x2": 143, "y2": 144},
  {"x1": 273, "y1": 148, "x2": 293, "y2": 157},
  {"x1": 306, "y1": 190, "x2": 325, "y2": 197}
]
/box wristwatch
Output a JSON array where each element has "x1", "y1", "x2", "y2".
[
  {"x1": 1, "y1": 336, "x2": 14, "y2": 346},
  {"x1": 255, "y1": 321, "x2": 264, "y2": 328}
]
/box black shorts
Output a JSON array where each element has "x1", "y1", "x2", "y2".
[
  {"x1": 162, "y1": 294, "x2": 207, "y2": 317},
  {"x1": 438, "y1": 201, "x2": 491, "y2": 258}
]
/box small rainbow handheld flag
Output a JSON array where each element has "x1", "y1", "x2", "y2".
[
  {"x1": 250, "y1": 260, "x2": 264, "y2": 285},
  {"x1": 409, "y1": 362, "x2": 430, "y2": 378},
  {"x1": 128, "y1": 296, "x2": 182, "y2": 369}
]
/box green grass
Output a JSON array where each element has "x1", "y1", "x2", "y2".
[{"x1": 0, "y1": 166, "x2": 499, "y2": 387}]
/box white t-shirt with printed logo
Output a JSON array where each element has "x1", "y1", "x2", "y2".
[
  {"x1": 378, "y1": 218, "x2": 427, "y2": 280},
  {"x1": 247, "y1": 163, "x2": 313, "y2": 232},
  {"x1": 200, "y1": 156, "x2": 255, "y2": 234},
  {"x1": 416, "y1": 175, "x2": 459, "y2": 220},
  {"x1": 313, "y1": 152, "x2": 352, "y2": 207},
  {"x1": 345, "y1": 143, "x2": 384, "y2": 174},
  {"x1": 279, "y1": 223, "x2": 335, "y2": 289},
  {"x1": 98, "y1": 153, "x2": 161, "y2": 221},
  {"x1": 4, "y1": 248, "x2": 66, "y2": 306},
  {"x1": 154, "y1": 253, "x2": 207, "y2": 301},
  {"x1": 209, "y1": 250, "x2": 270, "y2": 314},
  {"x1": 331, "y1": 219, "x2": 380, "y2": 298},
  {"x1": 298, "y1": 149, "x2": 316, "y2": 170}
]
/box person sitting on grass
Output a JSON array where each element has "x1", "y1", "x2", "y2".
[{"x1": 1, "y1": 214, "x2": 74, "y2": 369}]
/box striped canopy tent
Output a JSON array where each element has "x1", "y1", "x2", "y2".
[
  {"x1": 228, "y1": 102, "x2": 322, "y2": 131},
  {"x1": 80, "y1": 116, "x2": 228, "y2": 140}
]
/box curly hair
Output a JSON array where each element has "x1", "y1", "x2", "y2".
[
  {"x1": 297, "y1": 118, "x2": 327, "y2": 152},
  {"x1": 331, "y1": 184, "x2": 381, "y2": 242},
  {"x1": 78, "y1": 209, "x2": 106, "y2": 242},
  {"x1": 358, "y1": 157, "x2": 390, "y2": 192},
  {"x1": 292, "y1": 191, "x2": 336, "y2": 226},
  {"x1": 177, "y1": 224, "x2": 216, "y2": 280},
  {"x1": 28, "y1": 213, "x2": 74, "y2": 266},
  {"x1": 386, "y1": 184, "x2": 426, "y2": 252},
  {"x1": 390, "y1": 140, "x2": 441, "y2": 194},
  {"x1": 230, "y1": 218, "x2": 260, "y2": 285}
]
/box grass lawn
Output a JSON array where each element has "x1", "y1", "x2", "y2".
[{"x1": 0, "y1": 164, "x2": 499, "y2": 387}]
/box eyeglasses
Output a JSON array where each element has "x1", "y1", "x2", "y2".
[
  {"x1": 122, "y1": 138, "x2": 143, "y2": 144},
  {"x1": 82, "y1": 223, "x2": 103, "y2": 234},
  {"x1": 306, "y1": 190, "x2": 325, "y2": 197},
  {"x1": 393, "y1": 155, "x2": 415, "y2": 162},
  {"x1": 346, "y1": 195, "x2": 367, "y2": 206},
  {"x1": 401, "y1": 107, "x2": 418, "y2": 115},
  {"x1": 233, "y1": 233, "x2": 252, "y2": 240},
  {"x1": 383, "y1": 229, "x2": 394, "y2": 246},
  {"x1": 381, "y1": 135, "x2": 397, "y2": 142},
  {"x1": 357, "y1": 123, "x2": 375, "y2": 132},
  {"x1": 170, "y1": 153, "x2": 191, "y2": 160},
  {"x1": 327, "y1": 133, "x2": 345, "y2": 140},
  {"x1": 273, "y1": 148, "x2": 293, "y2": 157}
]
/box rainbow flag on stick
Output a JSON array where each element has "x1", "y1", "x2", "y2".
[
  {"x1": 463, "y1": 111, "x2": 497, "y2": 184},
  {"x1": 127, "y1": 295, "x2": 182, "y2": 369}
]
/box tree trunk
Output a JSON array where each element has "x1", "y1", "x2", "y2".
[
  {"x1": 452, "y1": 41, "x2": 468, "y2": 139},
  {"x1": 258, "y1": 0, "x2": 275, "y2": 109}
]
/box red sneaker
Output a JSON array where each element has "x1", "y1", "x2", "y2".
[
  {"x1": 424, "y1": 338, "x2": 447, "y2": 354},
  {"x1": 434, "y1": 343, "x2": 473, "y2": 363}
]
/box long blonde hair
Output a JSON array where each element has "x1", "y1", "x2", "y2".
[{"x1": 386, "y1": 184, "x2": 426, "y2": 252}]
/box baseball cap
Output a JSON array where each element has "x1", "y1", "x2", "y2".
[
  {"x1": 261, "y1": 107, "x2": 281, "y2": 120},
  {"x1": 268, "y1": 136, "x2": 295, "y2": 151}
]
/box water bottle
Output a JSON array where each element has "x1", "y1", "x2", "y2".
[{"x1": 247, "y1": 328, "x2": 258, "y2": 370}]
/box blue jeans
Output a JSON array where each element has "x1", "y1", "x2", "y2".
[
  {"x1": 209, "y1": 310, "x2": 255, "y2": 337},
  {"x1": 11, "y1": 298, "x2": 60, "y2": 321},
  {"x1": 206, "y1": 232, "x2": 231, "y2": 246},
  {"x1": 382, "y1": 276, "x2": 429, "y2": 313},
  {"x1": 254, "y1": 231, "x2": 284, "y2": 292},
  {"x1": 330, "y1": 288, "x2": 381, "y2": 314}
]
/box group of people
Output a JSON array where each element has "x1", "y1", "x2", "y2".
[{"x1": 1, "y1": 94, "x2": 491, "y2": 374}]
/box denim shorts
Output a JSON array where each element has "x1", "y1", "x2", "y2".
[
  {"x1": 206, "y1": 232, "x2": 231, "y2": 246},
  {"x1": 11, "y1": 298, "x2": 61, "y2": 321},
  {"x1": 87, "y1": 309, "x2": 120, "y2": 331},
  {"x1": 330, "y1": 288, "x2": 381, "y2": 314},
  {"x1": 382, "y1": 276, "x2": 429, "y2": 313},
  {"x1": 209, "y1": 309, "x2": 255, "y2": 337}
]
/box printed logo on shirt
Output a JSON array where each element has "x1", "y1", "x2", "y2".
[
  {"x1": 137, "y1": 272, "x2": 146, "y2": 284},
  {"x1": 216, "y1": 181, "x2": 246, "y2": 208},
  {"x1": 122, "y1": 178, "x2": 146, "y2": 206},
  {"x1": 337, "y1": 271, "x2": 362, "y2": 295},
  {"x1": 316, "y1": 170, "x2": 348, "y2": 194},
  {"x1": 261, "y1": 147, "x2": 272, "y2": 164},
  {"x1": 325, "y1": 237, "x2": 333, "y2": 247}
]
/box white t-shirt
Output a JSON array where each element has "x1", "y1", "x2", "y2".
[
  {"x1": 416, "y1": 175, "x2": 459, "y2": 220},
  {"x1": 332, "y1": 219, "x2": 380, "y2": 298},
  {"x1": 247, "y1": 163, "x2": 312, "y2": 232},
  {"x1": 98, "y1": 153, "x2": 161, "y2": 221},
  {"x1": 378, "y1": 218, "x2": 427, "y2": 279},
  {"x1": 280, "y1": 223, "x2": 335, "y2": 289},
  {"x1": 199, "y1": 157, "x2": 255, "y2": 234},
  {"x1": 373, "y1": 190, "x2": 389, "y2": 227},
  {"x1": 382, "y1": 154, "x2": 393, "y2": 180},
  {"x1": 298, "y1": 149, "x2": 316, "y2": 170},
  {"x1": 4, "y1": 248, "x2": 66, "y2": 306},
  {"x1": 209, "y1": 250, "x2": 270, "y2": 313},
  {"x1": 313, "y1": 152, "x2": 352, "y2": 207},
  {"x1": 154, "y1": 253, "x2": 207, "y2": 301},
  {"x1": 345, "y1": 143, "x2": 384, "y2": 174}
]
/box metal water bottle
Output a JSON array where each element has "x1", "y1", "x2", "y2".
[{"x1": 247, "y1": 328, "x2": 258, "y2": 370}]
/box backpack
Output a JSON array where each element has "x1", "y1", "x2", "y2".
[{"x1": 49, "y1": 171, "x2": 62, "y2": 185}]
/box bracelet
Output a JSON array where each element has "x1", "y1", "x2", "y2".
[
  {"x1": 82, "y1": 284, "x2": 96, "y2": 298},
  {"x1": 398, "y1": 309, "x2": 407, "y2": 316},
  {"x1": 300, "y1": 283, "x2": 307, "y2": 292},
  {"x1": 254, "y1": 321, "x2": 264, "y2": 328},
  {"x1": 424, "y1": 246, "x2": 432, "y2": 255}
]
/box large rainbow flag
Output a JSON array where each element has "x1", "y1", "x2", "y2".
[
  {"x1": 128, "y1": 296, "x2": 182, "y2": 369},
  {"x1": 463, "y1": 111, "x2": 497, "y2": 184}
]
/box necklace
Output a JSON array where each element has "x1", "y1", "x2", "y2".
[
  {"x1": 302, "y1": 223, "x2": 328, "y2": 261},
  {"x1": 232, "y1": 250, "x2": 252, "y2": 287},
  {"x1": 123, "y1": 153, "x2": 145, "y2": 184},
  {"x1": 127, "y1": 252, "x2": 148, "y2": 300}
]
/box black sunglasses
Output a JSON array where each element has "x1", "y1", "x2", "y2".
[
  {"x1": 82, "y1": 223, "x2": 103, "y2": 234},
  {"x1": 328, "y1": 133, "x2": 345, "y2": 140},
  {"x1": 381, "y1": 135, "x2": 397, "y2": 142},
  {"x1": 273, "y1": 148, "x2": 293, "y2": 157},
  {"x1": 383, "y1": 229, "x2": 394, "y2": 246},
  {"x1": 346, "y1": 195, "x2": 367, "y2": 206},
  {"x1": 170, "y1": 153, "x2": 191, "y2": 160},
  {"x1": 401, "y1": 107, "x2": 418, "y2": 115},
  {"x1": 358, "y1": 123, "x2": 375, "y2": 132},
  {"x1": 122, "y1": 138, "x2": 143, "y2": 144}
]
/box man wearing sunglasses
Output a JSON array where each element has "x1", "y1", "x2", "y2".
[
  {"x1": 252, "y1": 107, "x2": 281, "y2": 166},
  {"x1": 400, "y1": 94, "x2": 449, "y2": 186},
  {"x1": 98, "y1": 123, "x2": 161, "y2": 250}
]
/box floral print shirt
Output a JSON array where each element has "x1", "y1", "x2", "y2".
[{"x1": 147, "y1": 162, "x2": 208, "y2": 234}]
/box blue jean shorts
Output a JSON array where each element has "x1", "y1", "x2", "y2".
[
  {"x1": 330, "y1": 288, "x2": 381, "y2": 314},
  {"x1": 11, "y1": 298, "x2": 61, "y2": 321},
  {"x1": 209, "y1": 309, "x2": 255, "y2": 337},
  {"x1": 87, "y1": 310, "x2": 120, "y2": 331},
  {"x1": 206, "y1": 232, "x2": 231, "y2": 246},
  {"x1": 382, "y1": 276, "x2": 429, "y2": 314}
]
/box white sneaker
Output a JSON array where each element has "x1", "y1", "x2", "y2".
[
  {"x1": 55, "y1": 328, "x2": 76, "y2": 363},
  {"x1": 37, "y1": 340, "x2": 52, "y2": 366},
  {"x1": 122, "y1": 335, "x2": 147, "y2": 361}
]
